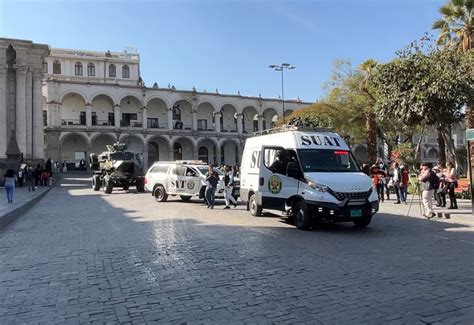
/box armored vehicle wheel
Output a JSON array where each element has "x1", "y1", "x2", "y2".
[
  {"x1": 249, "y1": 193, "x2": 262, "y2": 216},
  {"x1": 294, "y1": 201, "x2": 311, "y2": 230},
  {"x1": 353, "y1": 216, "x2": 372, "y2": 228},
  {"x1": 136, "y1": 180, "x2": 145, "y2": 193},
  {"x1": 154, "y1": 185, "x2": 168, "y2": 202},
  {"x1": 180, "y1": 195, "x2": 192, "y2": 201},
  {"x1": 103, "y1": 178, "x2": 113, "y2": 194},
  {"x1": 92, "y1": 175, "x2": 101, "y2": 191}
]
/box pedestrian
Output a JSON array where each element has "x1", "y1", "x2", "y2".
[
  {"x1": 445, "y1": 161, "x2": 458, "y2": 209},
  {"x1": 418, "y1": 162, "x2": 436, "y2": 219},
  {"x1": 361, "y1": 163, "x2": 370, "y2": 176},
  {"x1": 17, "y1": 168, "x2": 24, "y2": 187},
  {"x1": 205, "y1": 171, "x2": 219, "y2": 209},
  {"x1": 370, "y1": 164, "x2": 386, "y2": 202},
  {"x1": 62, "y1": 160, "x2": 67, "y2": 173},
  {"x1": 434, "y1": 163, "x2": 446, "y2": 208},
  {"x1": 392, "y1": 162, "x2": 402, "y2": 204},
  {"x1": 25, "y1": 166, "x2": 35, "y2": 192},
  {"x1": 376, "y1": 158, "x2": 390, "y2": 200},
  {"x1": 400, "y1": 165, "x2": 409, "y2": 204},
  {"x1": 223, "y1": 166, "x2": 238, "y2": 209},
  {"x1": 3, "y1": 169, "x2": 16, "y2": 204},
  {"x1": 34, "y1": 164, "x2": 42, "y2": 187},
  {"x1": 41, "y1": 169, "x2": 49, "y2": 187}
]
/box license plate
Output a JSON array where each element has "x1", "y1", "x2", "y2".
[{"x1": 351, "y1": 210, "x2": 362, "y2": 217}]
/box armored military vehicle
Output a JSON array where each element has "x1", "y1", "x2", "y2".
[{"x1": 89, "y1": 142, "x2": 145, "y2": 194}]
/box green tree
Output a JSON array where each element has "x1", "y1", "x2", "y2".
[{"x1": 371, "y1": 38, "x2": 474, "y2": 167}]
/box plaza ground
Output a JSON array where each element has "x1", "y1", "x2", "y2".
[{"x1": 0, "y1": 175, "x2": 473, "y2": 324}]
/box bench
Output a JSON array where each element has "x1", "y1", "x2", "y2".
[{"x1": 454, "y1": 178, "x2": 470, "y2": 199}]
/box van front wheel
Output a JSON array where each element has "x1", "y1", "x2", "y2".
[
  {"x1": 294, "y1": 202, "x2": 311, "y2": 230},
  {"x1": 249, "y1": 194, "x2": 262, "y2": 216}
]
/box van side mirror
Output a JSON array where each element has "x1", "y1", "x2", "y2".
[{"x1": 286, "y1": 162, "x2": 302, "y2": 179}]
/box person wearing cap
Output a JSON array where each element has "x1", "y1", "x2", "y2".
[{"x1": 418, "y1": 162, "x2": 436, "y2": 219}]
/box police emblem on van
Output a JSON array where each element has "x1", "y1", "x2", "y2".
[
  {"x1": 268, "y1": 175, "x2": 282, "y2": 194},
  {"x1": 187, "y1": 180, "x2": 195, "y2": 190}
]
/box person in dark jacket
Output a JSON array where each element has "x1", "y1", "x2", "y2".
[
  {"x1": 4, "y1": 169, "x2": 16, "y2": 204},
  {"x1": 205, "y1": 171, "x2": 219, "y2": 209}
]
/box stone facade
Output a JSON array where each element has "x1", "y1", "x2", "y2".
[
  {"x1": 0, "y1": 38, "x2": 49, "y2": 168},
  {"x1": 42, "y1": 47, "x2": 309, "y2": 170}
]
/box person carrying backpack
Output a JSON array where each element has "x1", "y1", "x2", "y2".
[{"x1": 418, "y1": 162, "x2": 436, "y2": 219}]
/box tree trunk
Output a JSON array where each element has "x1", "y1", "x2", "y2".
[
  {"x1": 365, "y1": 111, "x2": 377, "y2": 163},
  {"x1": 441, "y1": 127, "x2": 461, "y2": 171},
  {"x1": 437, "y1": 126, "x2": 446, "y2": 166}
]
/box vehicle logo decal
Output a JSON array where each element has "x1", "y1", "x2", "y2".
[
  {"x1": 268, "y1": 175, "x2": 282, "y2": 194},
  {"x1": 187, "y1": 180, "x2": 195, "y2": 190}
]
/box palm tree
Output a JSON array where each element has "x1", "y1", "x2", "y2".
[
  {"x1": 433, "y1": 0, "x2": 473, "y2": 125},
  {"x1": 433, "y1": 0, "x2": 473, "y2": 52},
  {"x1": 359, "y1": 59, "x2": 378, "y2": 163}
]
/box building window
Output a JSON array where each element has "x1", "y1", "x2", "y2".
[
  {"x1": 147, "y1": 118, "x2": 158, "y2": 128},
  {"x1": 75, "y1": 62, "x2": 83, "y2": 76},
  {"x1": 79, "y1": 111, "x2": 86, "y2": 125},
  {"x1": 53, "y1": 60, "x2": 61, "y2": 74},
  {"x1": 174, "y1": 143, "x2": 182, "y2": 160},
  {"x1": 87, "y1": 63, "x2": 95, "y2": 76},
  {"x1": 92, "y1": 112, "x2": 97, "y2": 126},
  {"x1": 172, "y1": 105, "x2": 181, "y2": 121},
  {"x1": 108, "y1": 112, "x2": 115, "y2": 126},
  {"x1": 197, "y1": 119, "x2": 207, "y2": 131},
  {"x1": 122, "y1": 65, "x2": 130, "y2": 78},
  {"x1": 43, "y1": 61, "x2": 48, "y2": 74},
  {"x1": 109, "y1": 64, "x2": 116, "y2": 77},
  {"x1": 198, "y1": 147, "x2": 209, "y2": 163},
  {"x1": 43, "y1": 110, "x2": 48, "y2": 126}
]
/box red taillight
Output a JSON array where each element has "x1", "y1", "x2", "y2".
[
  {"x1": 144, "y1": 177, "x2": 148, "y2": 184},
  {"x1": 334, "y1": 151, "x2": 349, "y2": 155}
]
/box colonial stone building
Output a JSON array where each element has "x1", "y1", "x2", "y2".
[
  {"x1": 42, "y1": 47, "x2": 309, "y2": 171},
  {"x1": 0, "y1": 38, "x2": 49, "y2": 163}
]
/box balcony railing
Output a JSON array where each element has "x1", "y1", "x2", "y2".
[{"x1": 62, "y1": 119, "x2": 85, "y2": 126}]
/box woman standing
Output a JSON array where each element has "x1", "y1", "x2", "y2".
[
  {"x1": 223, "y1": 166, "x2": 238, "y2": 209},
  {"x1": 4, "y1": 169, "x2": 16, "y2": 204},
  {"x1": 445, "y1": 162, "x2": 458, "y2": 209}
]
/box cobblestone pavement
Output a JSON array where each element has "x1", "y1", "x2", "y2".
[{"x1": 0, "y1": 175, "x2": 473, "y2": 324}]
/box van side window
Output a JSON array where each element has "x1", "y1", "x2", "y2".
[
  {"x1": 263, "y1": 148, "x2": 292, "y2": 175},
  {"x1": 186, "y1": 167, "x2": 197, "y2": 176},
  {"x1": 151, "y1": 165, "x2": 168, "y2": 173},
  {"x1": 176, "y1": 166, "x2": 186, "y2": 176}
]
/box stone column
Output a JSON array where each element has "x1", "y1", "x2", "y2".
[
  {"x1": 258, "y1": 115, "x2": 264, "y2": 131},
  {"x1": 215, "y1": 145, "x2": 222, "y2": 165},
  {"x1": 214, "y1": 112, "x2": 221, "y2": 132},
  {"x1": 0, "y1": 66, "x2": 7, "y2": 158},
  {"x1": 192, "y1": 109, "x2": 198, "y2": 131},
  {"x1": 85, "y1": 103, "x2": 92, "y2": 129},
  {"x1": 114, "y1": 104, "x2": 121, "y2": 130},
  {"x1": 236, "y1": 114, "x2": 243, "y2": 134},
  {"x1": 142, "y1": 106, "x2": 148, "y2": 130},
  {"x1": 32, "y1": 71, "x2": 44, "y2": 159},
  {"x1": 16, "y1": 65, "x2": 27, "y2": 156},
  {"x1": 25, "y1": 70, "x2": 33, "y2": 159},
  {"x1": 167, "y1": 108, "x2": 173, "y2": 129},
  {"x1": 142, "y1": 148, "x2": 149, "y2": 172}
]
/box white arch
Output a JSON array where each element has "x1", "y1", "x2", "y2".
[
  {"x1": 90, "y1": 91, "x2": 118, "y2": 106},
  {"x1": 118, "y1": 93, "x2": 144, "y2": 106},
  {"x1": 58, "y1": 90, "x2": 88, "y2": 104},
  {"x1": 118, "y1": 134, "x2": 146, "y2": 146},
  {"x1": 89, "y1": 132, "x2": 117, "y2": 145},
  {"x1": 196, "y1": 99, "x2": 218, "y2": 110},
  {"x1": 59, "y1": 131, "x2": 90, "y2": 147},
  {"x1": 145, "y1": 95, "x2": 171, "y2": 108},
  {"x1": 146, "y1": 135, "x2": 172, "y2": 148}
]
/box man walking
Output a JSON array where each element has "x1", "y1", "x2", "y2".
[
  {"x1": 392, "y1": 162, "x2": 402, "y2": 204},
  {"x1": 418, "y1": 162, "x2": 436, "y2": 219}
]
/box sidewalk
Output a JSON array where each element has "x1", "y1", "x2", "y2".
[
  {"x1": 379, "y1": 194, "x2": 473, "y2": 226},
  {"x1": 0, "y1": 184, "x2": 55, "y2": 230}
]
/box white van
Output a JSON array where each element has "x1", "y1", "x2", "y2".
[
  {"x1": 145, "y1": 161, "x2": 225, "y2": 202},
  {"x1": 240, "y1": 127, "x2": 379, "y2": 230}
]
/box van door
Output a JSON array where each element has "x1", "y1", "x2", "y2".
[{"x1": 260, "y1": 146, "x2": 300, "y2": 211}]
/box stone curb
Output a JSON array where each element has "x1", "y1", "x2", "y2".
[{"x1": 0, "y1": 177, "x2": 60, "y2": 231}]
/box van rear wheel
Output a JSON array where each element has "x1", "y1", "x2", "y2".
[
  {"x1": 294, "y1": 201, "x2": 311, "y2": 230},
  {"x1": 249, "y1": 193, "x2": 262, "y2": 216},
  {"x1": 154, "y1": 185, "x2": 168, "y2": 202}
]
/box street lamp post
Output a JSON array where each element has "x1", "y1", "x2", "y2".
[{"x1": 269, "y1": 63, "x2": 295, "y2": 125}]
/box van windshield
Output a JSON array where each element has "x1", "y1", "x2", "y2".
[
  {"x1": 297, "y1": 149, "x2": 359, "y2": 173},
  {"x1": 110, "y1": 152, "x2": 135, "y2": 161}
]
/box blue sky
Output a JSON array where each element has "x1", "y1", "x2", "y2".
[{"x1": 0, "y1": 0, "x2": 445, "y2": 102}]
